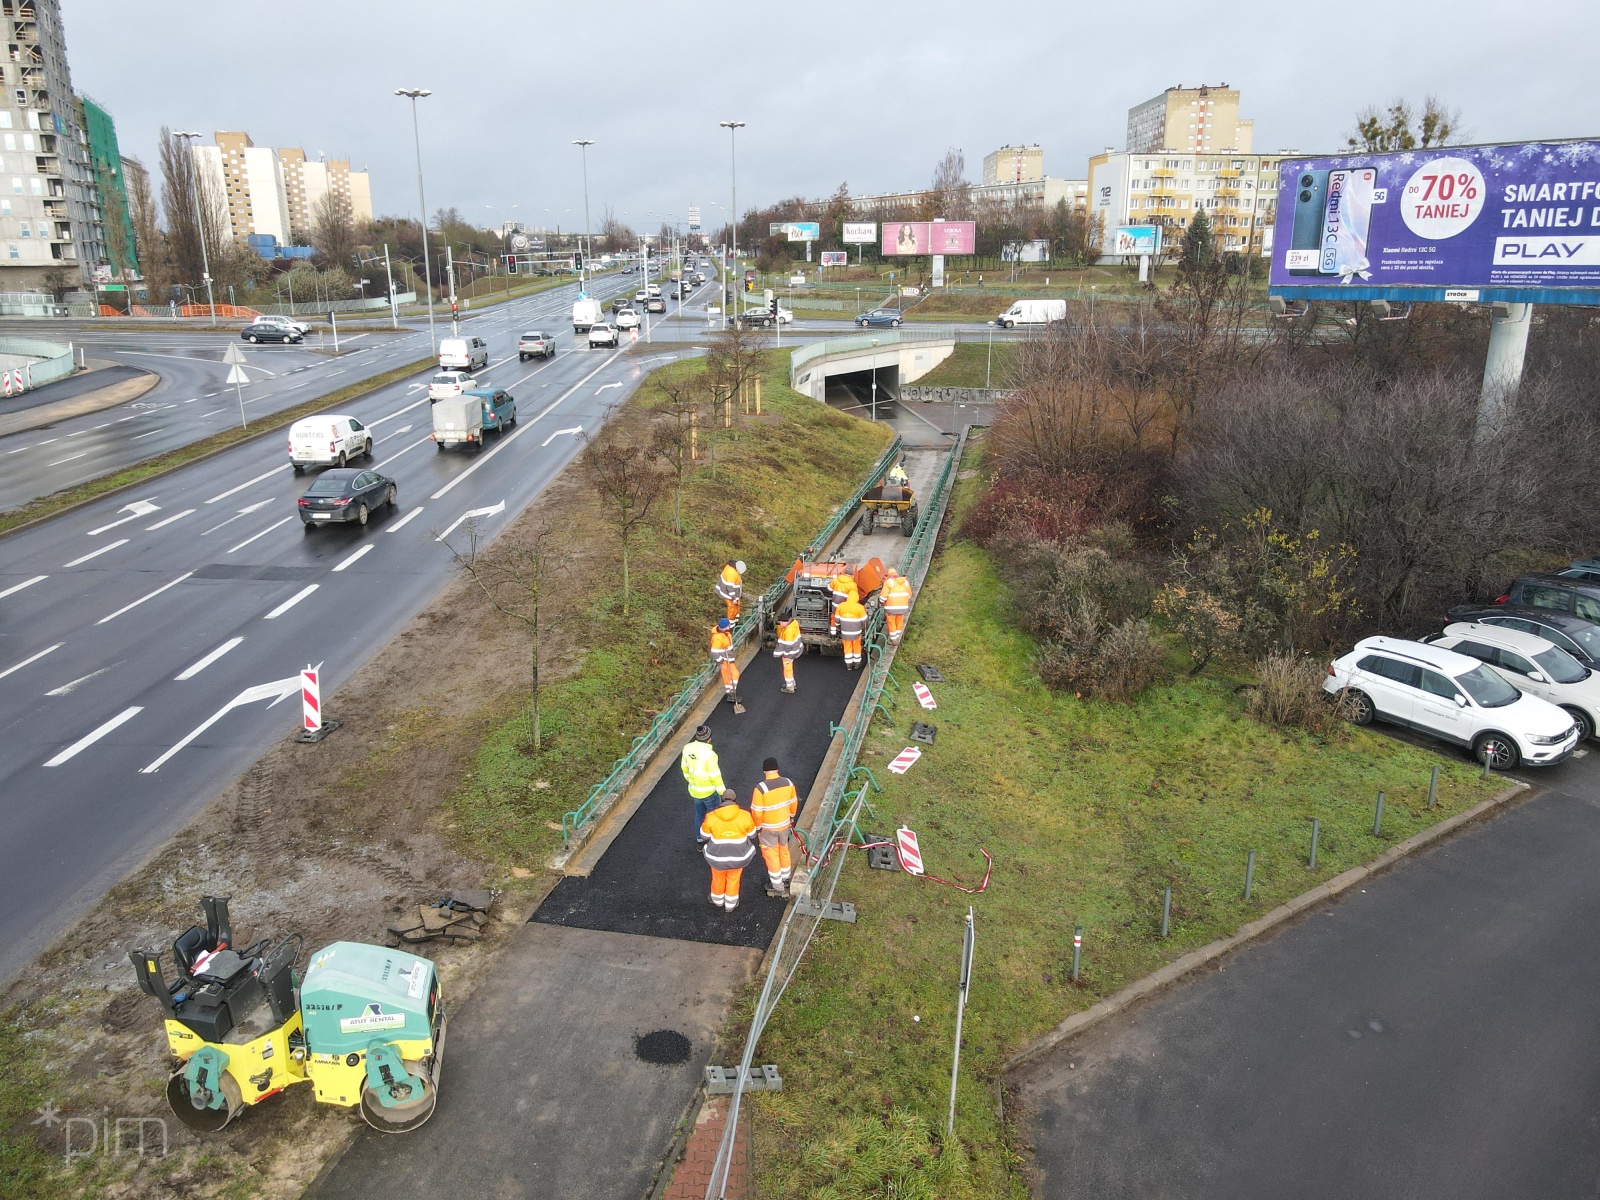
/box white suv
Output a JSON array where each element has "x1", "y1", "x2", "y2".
[
  {"x1": 588, "y1": 322, "x2": 619, "y2": 348},
  {"x1": 1323, "y1": 636, "x2": 1579, "y2": 770},
  {"x1": 1428, "y1": 622, "x2": 1600, "y2": 743}
]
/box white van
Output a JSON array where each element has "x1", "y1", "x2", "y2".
[
  {"x1": 438, "y1": 336, "x2": 488, "y2": 371},
  {"x1": 572, "y1": 298, "x2": 603, "y2": 334},
  {"x1": 288, "y1": 414, "x2": 372, "y2": 473},
  {"x1": 996, "y1": 298, "x2": 1067, "y2": 329}
]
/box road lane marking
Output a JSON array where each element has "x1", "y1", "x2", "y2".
[
  {"x1": 206, "y1": 464, "x2": 288, "y2": 504},
  {"x1": 0, "y1": 642, "x2": 60, "y2": 680},
  {"x1": 140, "y1": 676, "x2": 298, "y2": 774},
  {"x1": 43, "y1": 706, "x2": 143, "y2": 767},
  {"x1": 263, "y1": 584, "x2": 317, "y2": 619},
  {"x1": 387, "y1": 506, "x2": 423, "y2": 532},
  {"x1": 541, "y1": 425, "x2": 583, "y2": 447},
  {"x1": 227, "y1": 515, "x2": 294, "y2": 553},
  {"x1": 88, "y1": 499, "x2": 160, "y2": 535},
  {"x1": 375, "y1": 424, "x2": 414, "y2": 443},
  {"x1": 382, "y1": 434, "x2": 432, "y2": 464},
  {"x1": 175, "y1": 636, "x2": 245, "y2": 680},
  {"x1": 203, "y1": 498, "x2": 272, "y2": 535},
  {"x1": 372, "y1": 397, "x2": 428, "y2": 425},
  {"x1": 97, "y1": 571, "x2": 194, "y2": 624},
  {"x1": 48, "y1": 452, "x2": 88, "y2": 466},
  {"x1": 0, "y1": 575, "x2": 47, "y2": 599},
  {"x1": 63, "y1": 538, "x2": 128, "y2": 567},
  {"x1": 332, "y1": 544, "x2": 373, "y2": 572},
  {"x1": 6, "y1": 445, "x2": 29, "y2": 454},
  {"x1": 131, "y1": 429, "x2": 162, "y2": 440},
  {"x1": 45, "y1": 664, "x2": 116, "y2": 696},
  {"x1": 436, "y1": 500, "x2": 505, "y2": 542},
  {"x1": 146, "y1": 508, "x2": 195, "y2": 530}
]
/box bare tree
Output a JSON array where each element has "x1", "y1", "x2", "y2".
[
  {"x1": 650, "y1": 371, "x2": 714, "y2": 535},
  {"x1": 311, "y1": 191, "x2": 356, "y2": 270},
  {"x1": 930, "y1": 147, "x2": 971, "y2": 221},
  {"x1": 1346, "y1": 95, "x2": 1467, "y2": 153},
  {"x1": 124, "y1": 155, "x2": 162, "y2": 293},
  {"x1": 446, "y1": 519, "x2": 561, "y2": 750},
  {"x1": 582, "y1": 438, "x2": 664, "y2": 614},
  {"x1": 158, "y1": 128, "x2": 228, "y2": 299},
  {"x1": 705, "y1": 324, "x2": 764, "y2": 438}
]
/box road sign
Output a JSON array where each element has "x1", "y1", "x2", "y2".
[
  {"x1": 895, "y1": 826, "x2": 925, "y2": 875},
  {"x1": 301, "y1": 666, "x2": 321, "y2": 732},
  {"x1": 913, "y1": 681, "x2": 937, "y2": 709},
  {"x1": 629, "y1": 328, "x2": 639, "y2": 342},
  {"x1": 225, "y1": 364, "x2": 249, "y2": 385},
  {"x1": 222, "y1": 343, "x2": 247, "y2": 365},
  {"x1": 887, "y1": 746, "x2": 922, "y2": 775}
]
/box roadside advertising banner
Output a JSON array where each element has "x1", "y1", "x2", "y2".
[
  {"x1": 882, "y1": 221, "x2": 976, "y2": 256},
  {"x1": 842, "y1": 222, "x2": 877, "y2": 244},
  {"x1": 820, "y1": 251, "x2": 849, "y2": 267},
  {"x1": 1111, "y1": 226, "x2": 1162, "y2": 256},
  {"x1": 769, "y1": 221, "x2": 820, "y2": 241},
  {"x1": 1269, "y1": 139, "x2": 1600, "y2": 302}
]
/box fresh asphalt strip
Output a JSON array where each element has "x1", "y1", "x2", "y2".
[{"x1": 532, "y1": 648, "x2": 861, "y2": 950}]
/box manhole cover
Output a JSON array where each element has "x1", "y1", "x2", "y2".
[{"x1": 634, "y1": 1029, "x2": 692, "y2": 1065}]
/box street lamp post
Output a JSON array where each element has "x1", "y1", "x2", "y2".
[
  {"x1": 871, "y1": 337, "x2": 880, "y2": 422},
  {"x1": 171, "y1": 132, "x2": 218, "y2": 326},
  {"x1": 394, "y1": 88, "x2": 438, "y2": 356},
  {"x1": 486, "y1": 203, "x2": 518, "y2": 295},
  {"x1": 573, "y1": 140, "x2": 594, "y2": 291},
  {"x1": 719, "y1": 120, "x2": 744, "y2": 329}
]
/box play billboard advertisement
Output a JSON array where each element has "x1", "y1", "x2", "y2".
[
  {"x1": 842, "y1": 222, "x2": 877, "y2": 244},
  {"x1": 882, "y1": 221, "x2": 977, "y2": 256},
  {"x1": 1269, "y1": 139, "x2": 1600, "y2": 301}
]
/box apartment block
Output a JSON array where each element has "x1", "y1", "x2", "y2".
[
  {"x1": 278, "y1": 148, "x2": 372, "y2": 244},
  {"x1": 194, "y1": 131, "x2": 291, "y2": 246},
  {"x1": 1126, "y1": 84, "x2": 1253, "y2": 155},
  {"x1": 982, "y1": 144, "x2": 1044, "y2": 186},
  {"x1": 1088, "y1": 148, "x2": 1281, "y2": 260}
]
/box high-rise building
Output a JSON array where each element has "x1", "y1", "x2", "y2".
[
  {"x1": 0, "y1": 0, "x2": 105, "y2": 289},
  {"x1": 1087, "y1": 147, "x2": 1281, "y2": 261},
  {"x1": 77, "y1": 93, "x2": 134, "y2": 280},
  {"x1": 278, "y1": 148, "x2": 373, "y2": 244},
  {"x1": 193, "y1": 131, "x2": 292, "y2": 245},
  {"x1": 1126, "y1": 85, "x2": 1253, "y2": 155},
  {"x1": 982, "y1": 145, "x2": 1044, "y2": 186}
]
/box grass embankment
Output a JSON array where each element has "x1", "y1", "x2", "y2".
[
  {"x1": 450, "y1": 349, "x2": 892, "y2": 865},
  {"x1": 912, "y1": 341, "x2": 1019, "y2": 390},
  {"x1": 0, "y1": 357, "x2": 436, "y2": 535},
  {"x1": 745, "y1": 442, "x2": 1504, "y2": 1199}
]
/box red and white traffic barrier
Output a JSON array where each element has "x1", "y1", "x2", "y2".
[
  {"x1": 913, "y1": 681, "x2": 937, "y2": 709},
  {"x1": 895, "y1": 826, "x2": 925, "y2": 875},
  {"x1": 887, "y1": 746, "x2": 922, "y2": 775},
  {"x1": 301, "y1": 666, "x2": 320, "y2": 732}
]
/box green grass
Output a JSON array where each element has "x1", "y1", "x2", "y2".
[
  {"x1": 449, "y1": 350, "x2": 893, "y2": 865},
  {"x1": 0, "y1": 356, "x2": 436, "y2": 535},
  {"x1": 912, "y1": 342, "x2": 1018, "y2": 390},
  {"x1": 745, "y1": 445, "x2": 1505, "y2": 1199}
]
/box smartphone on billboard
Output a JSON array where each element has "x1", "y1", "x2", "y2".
[
  {"x1": 1320, "y1": 169, "x2": 1375, "y2": 278},
  {"x1": 1285, "y1": 169, "x2": 1329, "y2": 276}
]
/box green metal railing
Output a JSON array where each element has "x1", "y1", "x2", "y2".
[{"x1": 559, "y1": 434, "x2": 906, "y2": 846}]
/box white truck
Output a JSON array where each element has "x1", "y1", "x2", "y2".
[
  {"x1": 572, "y1": 298, "x2": 602, "y2": 334},
  {"x1": 996, "y1": 298, "x2": 1067, "y2": 328},
  {"x1": 431, "y1": 393, "x2": 485, "y2": 452}
]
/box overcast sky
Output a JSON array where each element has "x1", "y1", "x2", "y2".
[{"x1": 61, "y1": 0, "x2": 1600, "y2": 234}]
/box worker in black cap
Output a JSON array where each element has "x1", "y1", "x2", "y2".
[{"x1": 679, "y1": 725, "x2": 725, "y2": 845}]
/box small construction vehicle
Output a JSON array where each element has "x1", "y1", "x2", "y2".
[
  {"x1": 131, "y1": 895, "x2": 445, "y2": 1134},
  {"x1": 859, "y1": 482, "x2": 919, "y2": 535},
  {"x1": 779, "y1": 556, "x2": 889, "y2": 654}
]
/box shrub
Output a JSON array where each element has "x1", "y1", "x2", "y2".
[
  {"x1": 1152, "y1": 583, "x2": 1242, "y2": 674},
  {"x1": 1246, "y1": 650, "x2": 1342, "y2": 736},
  {"x1": 1096, "y1": 618, "x2": 1165, "y2": 702},
  {"x1": 1034, "y1": 603, "x2": 1163, "y2": 702}
]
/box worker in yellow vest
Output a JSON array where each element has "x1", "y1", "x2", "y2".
[
  {"x1": 751, "y1": 756, "x2": 798, "y2": 897},
  {"x1": 880, "y1": 568, "x2": 912, "y2": 645},
  {"x1": 716, "y1": 560, "x2": 746, "y2": 623},
  {"x1": 711, "y1": 617, "x2": 739, "y2": 704},
  {"x1": 773, "y1": 610, "x2": 802, "y2": 694},
  {"x1": 836, "y1": 593, "x2": 868, "y2": 669},
  {"x1": 701, "y1": 788, "x2": 757, "y2": 911},
  {"x1": 679, "y1": 724, "x2": 725, "y2": 845},
  {"x1": 828, "y1": 570, "x2": 857, "y2": 637},
  {"x1": 886, "y1": 461, "x2": 909, "y2": 488}
]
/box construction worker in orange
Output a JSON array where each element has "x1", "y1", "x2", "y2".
[
  {"x1": 716, "y1": 560, "x2": 746, "y2": 623},
  {"x1": 836, "y1": 590, "x2": 868, "y2": 670},
  {"x1": 773, "y1": 609, "x2": 802, "y2": 693},
  {"x1": 751, "y1": 756, "x2": 798, "y2": 897},
  {"x1": 828, "y1": 568, "x2": 858, "y2": 637},
  {"x1": 711, "y1": 617, "x2": 740, "y2": 703},
  {"x1": 701, "y1": 788, "x2": 757, "y2": 911},
  {"x1": 881, "y1": 568, "x2": 912, "y2": 645}
]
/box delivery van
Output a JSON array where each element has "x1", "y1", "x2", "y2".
[
  {"x1": 288, "y1": 414, "x2": 372, "y2": 473},
  {"x1": 572, "y1": 298, "x2": 603, "y2": 334},
  {"x1": 996, "y1": 298, "x2": 1067, "y2": 329},
  {"x1": 438, "y1": 336, "x2": 488, "y2": 371}
]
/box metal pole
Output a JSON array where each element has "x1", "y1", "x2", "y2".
[
  {"x1": 720, "y1": 120, "x2": 744, "y2": 330},
  {"x1": 1244, "y1": 849, "x2": 1256, "y2": 900},
  {"x1": 574, "y1": 139, "x2": 593, "y2": 293},
  {"x1": 1071, "y1": 925, "x2": 1082, "y2": 983},
  {"x1": 947, "y1": 907, "x2": 975, "y2": 1139},
  {"x1": 384, "y1": 243, "x2": 398, "y2": 329},
  {"x1": 1160, "y1": 887, "x2": 1172, "y2": 938},
  {"x1": 1373, "y1": 790, "x2": 1385, "y2": 836},
  {"x1": 1308, "y1": 818, "x2": 1320, "y2": 868},
  {"x1": 396, "y1": 90, "x2": 437, "y2": 356},
  {"x1": 233, "y1": 372, "x2": 246, "y2": 429},
  {"x1": 446, "y1": 243, "x2": 456, "y2": 335},
  {"x1": 1478, "y1": 302, "x2": 1533, "y2": 438},
  {"x1": 1427, "y1": 764, "x2": 1439, "y2": 810}
]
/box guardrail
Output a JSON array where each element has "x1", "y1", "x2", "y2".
[
  {"x1": 0, "y1": 334, "x2": 74, "y2": 387},
  {"x1": 558, "y1": 432, "x2": 905, "y2": 846}
]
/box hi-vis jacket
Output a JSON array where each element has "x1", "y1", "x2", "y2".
[
  {"x1": 881, "y1": 573, "x2": 912, "y2": 616},
  {"x1": 750, "y1": 772, "x2": 798, "y2": 831},
  {"x1": 715, "y1": 563, "x2": 743, "y2": 603},
  {"x1": 829, "y1": 573, "x2": 858, "y2": 607},
  {"x1": 774, "y1": 618, "x2": 803, "y2": 658},
  {"x1": 835, "y1": 598, "x2": 868, "y2": 640},
  {"x1": 680, "y1": 741, "x2": 726, "y2": 799},
  {"x1": 710, "y1": 628, "x2": 735, "y2": 663},
  {"x1": 701, "y1": 803, "x2": 757, "y2": 868}
]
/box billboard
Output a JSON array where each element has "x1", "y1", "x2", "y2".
[
  {"x1": 688, "y1": 205, "x2": 701, "y2": 230},
  {"x1": 1269, "y1": 139, "x2": 1600, "y2": 303},
  {"x1": 1111, "y1": 225, "x2": 1162, "y2": 257},
  {"x1": 882, "y1": 220, "x2": 977, "y2": 256},
  {"x1": 842, "y1": 222, "x2": 877, "y2": 244},
  {"x1": 820, "y1": 251, "x2": 849, "y2": 267},
  {"x1": 1002, "y1": 239, "x2": 1052, "y2": 263},
  {"x1": 769, "y1": 221, "x2": 820, "y2": 242}
]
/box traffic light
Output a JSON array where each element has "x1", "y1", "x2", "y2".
[
  {"x1": 766, "y1": 288, "x2": 776, "y2": 315},
  {"x1": 505, "y1": 254, "x2": 518, "y2": 275}
]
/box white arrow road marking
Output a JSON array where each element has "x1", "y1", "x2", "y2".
[
  {"x1": 0, "y1": 575, "x2": 47, "y2": 599},
  {"x1": 228, "y1": 516, "x2": 294, "y2": 554},
  {"x1": 596, "y1": 382, "x2": 623, "y2": 393},
  {"x1": 97, "y1": 571, "x2": 193, "y2": 625},
  {"x1": 0, "y1": 642, "x2": 61, "y2": 681},
  {"x1": 206, "y1": 463, "x2": 288, "y2": 505},
  {"x1": 332, "y1": 544, "x2": 373, "y2": 572},
  {"x1": 264, "y1": 584, "x2": 317, "y2": 619},
  {"x1": 44, "y1": 706, "x2": 144, "y2": 768},
  {"x1": 387, "y1": 507, "x2": 423, "y2": 533},
  {"x1": 541, "y1": 425, "x2": 583, "y2": 447},
  {"x1": 147, "y1": 508, "x2": 195, "y2": 530},
  {"x1": 62, "y1": 539, "x2": 128, "y2": 568},
  {"x1": 436, "y1": 500, "x2": 506, "y2": 542},
  {"x1": 203, "y1": 498, "x2": 273, "y2": 535},
  {"x1": 376, "y1": 424, "x2": 414, "y2": 443},
  {"x1": 139, "y1": 676, "x2": 299, "y2": 774},
  {"x1": 88, "y1": 499, "x2": 160, "y2": 535},
  {"x1": 175, "y1": 636, "x2": 244, "y2": 680},
  {"x1": 45, "y1": 664, "x2": 118, "y2": 696}
]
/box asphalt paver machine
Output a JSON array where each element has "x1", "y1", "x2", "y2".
[{"x1": 131, "y1": 895, "x2": 445, "y2": 1133}]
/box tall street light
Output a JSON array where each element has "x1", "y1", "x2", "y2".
[
  {"x1": 395, "y1": 88, "x2": 438, "y2": 356},
  {"x1": 573, "y1": 139, "x2": 594, "y2": 289},
  {"x1": 171, "y1": 131, "x2": 217, "y2": 326},
  {"x1": 486, "y1": 203, "x2": 517, "y2": 291},
  {"x1": 719, "y1": 120, "x2": 744, "y2": 329}
]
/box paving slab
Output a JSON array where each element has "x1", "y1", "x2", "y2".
[{"x1": 307, "y1": 923, "x2": 758, "y2": 1200}]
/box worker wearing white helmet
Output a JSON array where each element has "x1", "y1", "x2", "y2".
[{"x1": 716, "y1": 560, "x2": 747, "y2": 622}]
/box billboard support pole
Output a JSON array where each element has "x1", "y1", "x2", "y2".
[
  {"x1": 1478, "y1": 302, "x2": 1533, "y2": 437},
  {"x1": 1138, "y1": 253, "x2": 1149, "y2": 284}
]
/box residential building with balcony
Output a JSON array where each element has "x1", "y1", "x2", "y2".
[
  {"x1": 279, "y1": 147, "x2": 373, "y2": 244},
  {"x1": 193, "y1": 131, "x2": 292, "y2": 246},
  {"x1": 1087, "y1": 148, "x2": 1282, "y2": 262}
]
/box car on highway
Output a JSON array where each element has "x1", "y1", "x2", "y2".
[
  {"x1": 611, "y1": 296, "x2": 634, "y2": 314},
  {"x1": 250, "y1": 313, "x2": 311, "y2": 337},
  {"x1": 288, "y1": 414, "x2": 373, "y2": 473},
  {"x1": 1323, "y1": 635, "x2": 1578, "y2": 770},
  {"x1": 242, "y1": 321, "x2": 303, "y2": 344},
  {"x1": 517, "y1": 331, "x2": 556, "y2": 361},
  {"x1": 1445, "y1": 604, "x2": 1600, "y2": 671},
  {"x1": 644, "y1": 296, "x2": 666, "y2": 314},
  {"x1": 297, "y1": 467, "x2": 397, "y2": 529},
  {"x1": 634, "y1": 289, "x2": 648, "y2": 304},
  {"x1": 428, "y1": 370, "x2": 475, "y2": 401},
  {"x1": 1426, "y1": 622, "x2": 1600, "y2": 742},
  {"x1": 467, "y1": 386, "x2": 517, "y2": 434},
  {"x1": 615, "y1": 308, "x2": 640, "y2": 330},
  {"x1": 438, "y1": 336, "x2": 489, "y2": 372},
  {"x1": 856, "y1": 308, "x2": 902, "y2": 329},
  {"x1": 588, "y1": 322, "x2": 619, "y2": 348}
]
